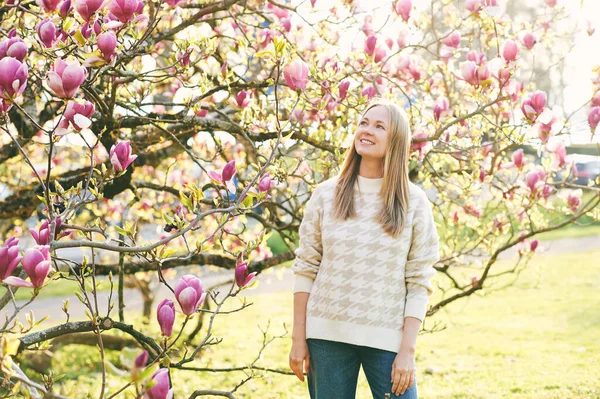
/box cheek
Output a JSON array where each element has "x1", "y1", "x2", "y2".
[{"x1": 380, "y1": 132, "x2": 390, "y2": 147}]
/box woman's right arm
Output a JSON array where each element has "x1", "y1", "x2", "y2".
[
  {"x1": 290, "y1": 292, "x2": 310, "y2": 381},
  {"x1": 289, "y1": 185, "x2": 324, "y2": 381}
]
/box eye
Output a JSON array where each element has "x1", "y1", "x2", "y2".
[
  {"x1": 359, "y1": 121, "x2": 367, "y2": 126},
  {"x1": 377, "y1": 125, "x2": 385, "y2": 129}
]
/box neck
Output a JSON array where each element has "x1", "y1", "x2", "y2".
[{"x1": 358, "y1": 157, "x2": 384, "y2": 178}]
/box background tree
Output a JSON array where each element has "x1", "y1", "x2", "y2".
[{"x1": 0, "y1": 0, "x2": 598, "y2": 397}]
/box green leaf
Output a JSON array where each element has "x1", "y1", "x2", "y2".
[
  {"x1": 180, "y1": 191, "x2": 193, "y2": 209},
  {"x1": 115, "y1": 226, "x2": 128, "y2": 236}
]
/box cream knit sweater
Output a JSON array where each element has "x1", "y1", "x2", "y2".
[{"x1": 292, "y1": 174, "x2": 440, "y2": 353}]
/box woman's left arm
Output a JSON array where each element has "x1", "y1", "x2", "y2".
[
  {"x1": 403, "y1": 191, "x2": 440, "y2": 326},
  {"x1": 391, "y1": 192, "x2": 440, "y2": 396}
]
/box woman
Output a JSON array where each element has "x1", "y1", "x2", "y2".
[{"x1": 288, "y1": 97, "x2": 440, "y2": 398}]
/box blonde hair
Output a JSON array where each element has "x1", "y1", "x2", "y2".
[{"x1": 332, "y1": 97, "x2": 412, "y2": 237}]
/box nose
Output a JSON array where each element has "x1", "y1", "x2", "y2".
[{"x1": 359, "y1": 125, "x2": 376, "y2": 136}]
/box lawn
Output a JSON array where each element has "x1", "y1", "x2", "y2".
[{"x1": 12, "y1": 249, "x2": 600, "y2": 398}]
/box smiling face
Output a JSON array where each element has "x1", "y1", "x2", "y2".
[{"x1": 354, "y1": 105, "x2": 390, "y2": 161}]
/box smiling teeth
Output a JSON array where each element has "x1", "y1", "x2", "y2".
[{"x1": 361, "y1": 139, "x2": 374, "y2": 145}]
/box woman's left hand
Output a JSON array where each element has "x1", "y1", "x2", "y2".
[{"x1": 390, "y1": 349, "x2": 416, "y2": 396}]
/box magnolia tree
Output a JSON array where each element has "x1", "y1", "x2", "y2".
[{"x1": 1, "y1": 0, "x2": 599, "y2": 397}]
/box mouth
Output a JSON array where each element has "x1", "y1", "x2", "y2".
[{"x1": 359, "y1": 139, "x2": 375, "y2": 145}]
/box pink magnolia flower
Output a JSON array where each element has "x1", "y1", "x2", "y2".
[
  {"x1": 46, "y1": 57, "x2": 86, "y2": 99},
  {"x1": 479, "y1": 168, "x2": 486, "y2": 183},
  {"x1": 109, "y1": 140, "x2": 137, "y2": 172},
  {"x1": 541, "y1": 184, "x2": 553, "y2": 200},
  {"x1": 567, "y1": 189, "x2": 582, "y2": 212},
  {"x1": 466, "y1": 50, "x2": 486, "y2": 64},
  {"x1": 525, "y1": 169, "x2": 544, "y2": 193},
  {"x1": 460, "y1": 60, "x2": 490, "y2": 86},
  {"x1": 156, "y1": 299, "x2": 175, "y2": 336},
  {"x1": 257, "y1": 28, "x2": 279, "y2": 50},
  {"x1": 364, "y1": 35, "x2": 377, "y2": 56},
  {"x1": 235, "y1": 261, "x2": 257, "y2": 288},
  {"x1": 521, "y1": 31, "x2": 537, "y2": 50},
  {"x1": 174, "y1": 275, "x2": 207, "y2": 315},
  {"x1": 30, "y1": 218, "x2": 70, "y2": 245},
  {"x1": 501, "y1": 39, "x2": 518, "y2": 61},
  {"x1": 258, "y1": 173, "x2": 274, "y2": 192},
  {"x1": 521, "y1": 90, "x2": 546, "y2": 121},
  {"x1": 236, "y1": 90, "x2": 251, "y2": 108},
  {"x1": 80, "y1": 20, "x2": 102, "y2": 39},
  {"x1": 588, "y1": 106, "x2": 600, "y2": 132},
  {"x1": 108, "y1": 0, "x2": 144, "y2": 23},
  {"x1": 0, "y1": 237, "x2": 22, "y2": 282},
  {"x1": 74, "y1": 0, "x2": 106, "y2": 21},
  {"x1": 433, "y1": 96, "x2": 449, "y2": 121},
  {"x1": 451, "y1": 210, "x2": 460, "y2": 224},
  {"x1": 394, "y1": 0, "x2": 412, "y2": 22},
  {"x1": 410, "y1": 130, "x2": 432, "y2": 161},
  {"x1": 97, "y1": 31, "x2": 117, "y2": 61},
  {"x1": 361, "y1": 16, "x2": 374, "y2": 37},
  {"x1": 529, "y1": 239, "x2": 539, "y2": 252},
  {"x1": 397, "y1": 30, "x2": 409, "y2": 48},
  {"x1": 361, "y1": 85, "x2": 377, "y2": 99},
  {"x1": 465, "y1": 0, "x2": 482, "y2": 13},
  {"x1": 145, "y1": 369, "x2": 173, "y2": 399},
  {"x1": 586, "y1": 20, "x2": 595, "y2": 36},
  {"x1": 37, "y1": 19, "x2": 57, "y2": 48},
  {"x1": 0, "y1": 57, "x2": 28, "y2": 113},
  {"x1": 59, "y1": 0, "x2": 72, "y2": 17},
  {"x1": 493, "y1": 216, "x2": 504, "y2": 232},
  {"x1": 177, "y1": 48, "x2": 191, "y2": 67},
  {"x1": 280, "y1": 17, "x2": 292, "y2": 32},
  {"x1": 591, "y1": 92, "x2": 600, "y2": 107},
  {"x1": 441, "y1": 31, "x2": 461, "y2": 48},
  {"x1": 208, "y1": 160, "x2": 236, "y2": 184},
  {"x1": 374, "y1": 47, "x2": 387, "y2": 63},
  {"x1": 6, "y1": 245, "x2": 51, "y2": 288},
  {"x1": 37, "y1": 0, "x2": 62, "y2": 12},
  {"x1": 134, "y1": 350, "x2": 148, "y2": 369},
  {"x1": 58, "y1": 100, "x2": 95, "y2": 133},
  {"x1": 338, "y1": 79, "x2": 350, "y2": 101},
  {"x1": 0, "y1": 37, "x2": 28, "y2": 62},
  {"x1": 544, "y1": 0, "x2": 556, "y2": 6},
  {"x1": 267, "y1": 2, "x2": 289, "y2": 19},
  {"x1": 164, "y1": 0, "x2": 185, "y2": 6},
  {"x1": 385, "y1": 37, "x2": 394, "y2": 49},
  {"x1": 510, "y1": 148, "x2": 525, "y2": 169},
  {"x1": 463, "y1": 203, "x2": 482, "y2": 217},
  {"x1": 283, "y1": 59, "x2": 309, "y2": 91}
]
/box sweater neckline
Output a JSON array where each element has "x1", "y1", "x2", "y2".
[{"x1": 355, "y1": 174, "x2": 383, "y2": 193}]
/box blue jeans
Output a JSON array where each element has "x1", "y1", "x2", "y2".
[{"x1": 306, "y1": 338, "x2": 418, "y2": 399}]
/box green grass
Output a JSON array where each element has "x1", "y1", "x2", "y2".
[
  {"x1": 0, "y1": 278, "x2": 85, "y2": 301},
  {"x1": 534, "y1": 223, "x2": 600, "y2": 241},
  {"x1": 13, "y1": 249, "x2": 600, "y2": 398}
]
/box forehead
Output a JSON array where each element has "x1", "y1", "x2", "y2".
[{"x1": 362, "y1": 105, "x2": 390, "y2": 124}]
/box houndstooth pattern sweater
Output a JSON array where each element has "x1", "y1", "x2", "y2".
[{"x1": 292, "y1": 174, "x2": 440, "y2": 353}]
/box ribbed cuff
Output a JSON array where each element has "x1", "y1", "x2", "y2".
[
  {"x1": 293, "y1": 275, "x2": 315, "y2": 293},
  {"x1": 403, "y1": 297, "x2": 427, "y2": 323}
]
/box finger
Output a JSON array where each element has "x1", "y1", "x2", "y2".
[
  {"x1": 290, "y1": 360, "x2": 303, "y2": 382},
  {"x1": 391, "y1": 370, "x2": 400, "y2": 395},
  {"x1": 396, "y1": 373, "x2": 408, "y2": 396},
  {"x1": 304, "y1": 354, "x2": 310, "y2": 374},
  {"x1": 407, "y1": 370, "x2": 415, "y2": 388}
]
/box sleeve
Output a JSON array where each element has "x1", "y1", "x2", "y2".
[
  {"x1": 404, "y1": 192, "x2": 440, "y2": 323},
  {"x1": 291, "y1": 185, "x2": 323, "y2": 294}
]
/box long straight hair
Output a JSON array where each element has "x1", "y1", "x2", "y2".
[{"x1": 332, "y1": 97, "x2": 412, "y2": 238}]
